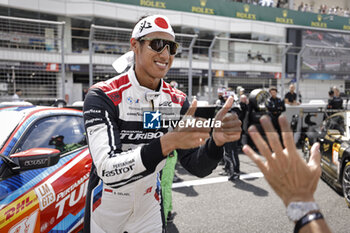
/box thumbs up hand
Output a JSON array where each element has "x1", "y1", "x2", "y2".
[{"x1": 160, "y1": 99, "x2": 211, "y2": 155}]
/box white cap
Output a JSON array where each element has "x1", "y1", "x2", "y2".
[
  {"x1": 131, "y1": 15, "x2": 175, "y2": 39},
  {"x1": 112, "y1": 15, "x2": 175, "y2": 74}
]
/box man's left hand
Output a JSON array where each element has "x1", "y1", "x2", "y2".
[{"x1": 212, "y1": 96, "x2": 242, "y2": 147}]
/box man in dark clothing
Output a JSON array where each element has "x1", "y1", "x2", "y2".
[
  {"x1": 228, "y1": 94, "x2": 249, "y2": 180},
  {"x1": 267, "y1": 87, "x2": 286, "y2": 135},
  {"x1": 216, "y1": 89, "x2": 226, "y2": 106},
  {"x1": 327, "y1": 86, "x2": 343, "y2": 110},
  {"x1": 225, "y1": 99, "x2": 245, "y2": 181},
  {"x1": 284, "y1": 84, "x2": 299, "y2": 105},
  {"x1": 238, "y1": 94, "x2": 248, "y2": 147}
]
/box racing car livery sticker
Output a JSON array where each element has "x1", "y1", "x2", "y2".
[
  {"x1": 34, "y1": 182, "x2": 56, "y2": 210},
  {"x1": 0, "y1": 190, "x2": 39, "y2": 232},
  {"x1": 0, "y1": 149, "x2": 91, "y2": 233},
  {"x1": 9, "y1": 210, "x2": 39, "y2": 233},
  {"x1": 332, "y1": 143, "x2": 340, "y2": 165}
]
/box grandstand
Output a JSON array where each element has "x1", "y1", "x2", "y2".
[{"x1": 0, "y1": 0, "x2": 350, "y2": 104}]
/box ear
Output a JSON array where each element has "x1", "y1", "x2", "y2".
[{"x1": 130, "y1": 38, "x2": 138, "y2": 53}]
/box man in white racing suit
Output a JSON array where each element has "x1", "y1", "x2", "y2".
[{"x1": 83, "y1": 15, "x2": 241, "y2": 233}]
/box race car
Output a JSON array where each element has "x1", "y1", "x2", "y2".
[
  {"x1": 310, "y1": 111, "x2": 350, "y2": 207},
  {"x1": 0, "y1": 105, "x2": 91, "y2": 233}
]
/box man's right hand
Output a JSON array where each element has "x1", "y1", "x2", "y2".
[{"x1": 160, "y1": 99, "x2": 211, "y2": 156}]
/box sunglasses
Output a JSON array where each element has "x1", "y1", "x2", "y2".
[{"x1": 139, "y1": 37, "x2": 179, "y2": 55}]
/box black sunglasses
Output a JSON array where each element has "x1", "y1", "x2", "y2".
[{"x1": 139, "y1": 37, "x2": 179, "y2": 55}]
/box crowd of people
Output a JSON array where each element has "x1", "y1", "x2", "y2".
[
  {"x1": 214, "y1": 83, "x2": 303, "y2": 173},
  {"x1": 298, "y1": 2, "x2": 350, "y2": 17},
  {"x1": 235, "y1": 0, "x2": 286, "y2": 8},
  {"x1": 235, "y1": 0, "x2": 350, "y2": 17},
  {"x1": 247, "y1": 50, "x2": 271, "y2": 63}
]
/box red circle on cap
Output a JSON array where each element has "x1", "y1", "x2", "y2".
[{"x1": 154, "y1": 17, "x2": 168, "y2": 29}]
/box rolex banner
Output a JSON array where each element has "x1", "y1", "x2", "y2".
[{"x1": 100, "y1": 0, "x2": 350, "y2": 31}]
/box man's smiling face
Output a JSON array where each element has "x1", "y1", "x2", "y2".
[{"x1": 133, "y1": 32, "x2": 175, "y2": 82}]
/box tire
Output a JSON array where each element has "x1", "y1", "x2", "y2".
[{"x1": 342, "y1": 161, "x2": 350, "y2": 208}]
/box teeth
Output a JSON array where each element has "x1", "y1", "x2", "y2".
[{"x1": 155, "y1": 62, "x2": 166, "y2": 67}]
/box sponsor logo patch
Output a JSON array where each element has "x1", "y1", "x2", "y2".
[
  {"x1": 102, "y1": 164, "x2": 135, "y2": 177},
  {"x1": 120, "y1": 131, "x2": 164, "y2": 140},
  {"x1": 34, "y1": 182, "x2": 56, "y2": 210},
  {"x1": 126, "y1": 96, "x2": 140, "y2": 105},
  {"x1": 159, "y1": 101, "x2": 172, "y2": 107},
  {"x1": 9, "y1": 209, "x2": 39, "y2": 233},
  {"x1": 0, "y1": 190, "x2": 38, "y2": 229}
]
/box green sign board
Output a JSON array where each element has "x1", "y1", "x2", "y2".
[{"x1": 99, "y1": 0, "x2": 350, "y2": 31}]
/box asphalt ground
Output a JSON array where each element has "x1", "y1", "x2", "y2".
[{"x1": 166, "y1": 150, "x2": 350, "y2": 233}]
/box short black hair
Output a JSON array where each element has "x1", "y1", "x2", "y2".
[
  {"x1": 269, "y1": 86, "x2": 277, "y2": 92},
  {"x1": 15, "y1": 89, "x2": 22, "y2": 92}
]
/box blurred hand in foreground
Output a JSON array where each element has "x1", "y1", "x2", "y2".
[{"x1": 242, "y1": 115, "x2": 321, "y2": 206}]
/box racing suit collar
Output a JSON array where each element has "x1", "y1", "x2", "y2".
[{"x1": 128, "y1": 66, "x2": 162, "y2": 101}]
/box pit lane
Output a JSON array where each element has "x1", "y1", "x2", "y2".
[{"x1": 167, "y1": 150, "x2": 350, "y2": 233}]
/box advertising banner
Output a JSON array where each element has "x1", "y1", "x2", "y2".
[{"x1": 99, "y1": 0, "x2": 350, "y2": 31}]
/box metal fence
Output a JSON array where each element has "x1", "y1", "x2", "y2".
[
  {"x1": 0, "y1": 16, "x2": 65, "y2": 102},
  {"x1": 296, "y1": 44, "x2": 350, "y2": 102},
  {"x1": 208, "y1": 37, "x2": 292, "y2": 103},
  {"x1": 89, "y1": 25, "x2": 131, "y2": 86},
  {"x1": 4, "y1": 15, "x2": 350, "y2": 106},
  {"x1": 89, "y1": 24, "x2": 197, "y2": 98}
]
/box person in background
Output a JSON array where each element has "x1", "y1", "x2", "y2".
[
  {"x1": 259, "y1": 0, "x2": 274, "y2": 7},
  {"x1": 12, "y1": 89, "x2": 23, "y2": 102},
  {"x1": 169, "y1": 80, "x2": 178, "y2": 89},
  {"x1": 284, "y1": 84, "x2": 300, "y2": 105},
  {"x1": 161, "y1": 150, "x2": 178, "y2": 224},
  {"x1": 161, "y1": 80, "x2": 179, "y2": 224},
  {"x1": 166, "y1": 81, "x2": 182, "y2": 183},
  {"x1": 49, "y1": 135, "x2": 82, "y2": 154},
  {"x1": 243, "y1": 115, "x2": 332, "y2": 233},
  {"x1": 216, "y1": 88, "x2": 226, "y2": 106},
  {"x1": 276, "y1": 0, "x2": 282, "y2": 8},
  {"x1": 216, "y1": 88, "x2": 227, "y2": 167},
  {"x1": 256, "y1": 51, "x2": 267, "y2": 62},
  {"x1": 236, "y1": 86, "x2": 245, "y2": 97},
  {"x1": 267, "y1": 87, "x2": 285, "y2": 138},
  {"x1": 247, "y1": 50, "x2": 254, "y2": 61},
  {"x1": 298, "y1": 2, "x2": 304, "y2": 11},
  {"x1": 327, "y1": 86, "x2": 343, "y2": 110},
  {"x1": 83, "y1": 87, "x2": 89, "y2": 100},
  {"x1": 327, "y1": 88, "x2": 334, "y2": 109},
  {"x1": 238, "y1": 94, "x2": 249, "y2": 147},
  {"x1": 223, "y1": 89, "x2": 241, "y2": 181},
  {"x1": 328, "y1": 88, "x2": 334, "y2": 99}
]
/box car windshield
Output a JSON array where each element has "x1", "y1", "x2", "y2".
[{"x1": 0, "y1": 111, "x2": 24, "y2": 149}]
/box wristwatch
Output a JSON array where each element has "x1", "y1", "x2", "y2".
[{"x1": 286, "y1": 202, "x2": 320, "y2": 222}]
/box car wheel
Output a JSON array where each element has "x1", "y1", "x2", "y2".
[
  {"x1": 303, "y1": 137, "x2": 311, "y2": 162},
  {"x1": 343, "y1": 161, "x2": 350, "y2": 208}
]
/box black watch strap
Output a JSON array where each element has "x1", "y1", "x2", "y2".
[{"x1": 294, "y1": 212, "x2": 324, "y2": 233}]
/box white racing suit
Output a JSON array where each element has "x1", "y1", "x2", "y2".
[{"x1": 83, "y1": 68, "x2": 223, "y2": 233}]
